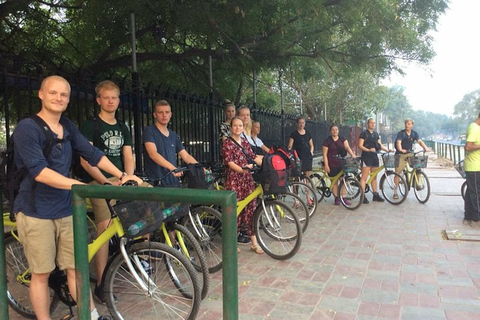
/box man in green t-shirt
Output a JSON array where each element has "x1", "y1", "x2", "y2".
[
  {"x1": 80, "y1": 80, "x2": 134, "y2": 303},
  {"x1": 464, "y1": 112, "x2": 480, "y2": 228}
]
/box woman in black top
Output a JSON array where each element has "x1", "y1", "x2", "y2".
[
  {"x1": 358, "y1": 118, "x2": 390, "y2": 204},
  {"x1": 323, "y1": 124, "x2": 356, "y2": 205},
  {"x1": 288, "y1": 117, "x2": 314, "y2": 177}
]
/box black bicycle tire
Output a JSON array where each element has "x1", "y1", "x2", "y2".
[
  {"x1": 380, "y1": 171, "x2": 408, "y2": 205},
  {"x1": 254, "y1": 200, "x2": 302, "y2": 260},
  {"x1": 413, "y1": 171, "x2": 431, "y2": 204},
  {"x1": 288, "y1": 181, "x2": 318, "y2": 218},
  {"x1": 339, "y1": 177, "x2": 364, "y2": 210},
  {"x1": 183, "y1": 206, "x2": 223, "y2": 273},
  {"x1": 103, "y1": 241, "x2": 201, "y2": 320},
  {"x1": 309, "y1": 173, "x2": 326, "y2": 202},
  {"x1": 4, "y1": 234, "x2": 60, "y2": 318},
  {"x1": 172, "y1": 224, "x2": 210, "y2": 300},
  {"x1": 276, "y1": 192, "x2": 309, "y2": 233},
  {"x1": 461, "y1": 181, "x2": 467, "y2": 200}
]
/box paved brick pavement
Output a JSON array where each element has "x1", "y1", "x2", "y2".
[{"x1": 6, "y1": 153, "x2": 480, "y2": 319}]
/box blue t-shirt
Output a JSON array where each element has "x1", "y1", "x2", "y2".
[
  {"x1": 395, "y1": 129, "x2": 419, "y2": 154},
  {"x1": 13, "y1": 116, "x2": 104, "y2": 219},
  {"x1": 142, "y1": 125, "x2": 185, "y2": 187}
]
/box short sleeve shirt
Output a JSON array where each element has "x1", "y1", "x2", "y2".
[
  {"x1": 290, "y1": 130, "x2": 313, "y2": 159},
  {"x1": 142, "y1": 125, "x2": 185, "y2": 186},
  {"x1": 465, "y1": 122, "x2": 480, "y2": 172},
  {"x1": 323, "y1": 136, "x2": 346, "y2": 168},
  {"x1": 13, "y1": 117, "x2": 104, "y2": 219},
  {"x1": 359, "y1": 130, "x2": 379, "y2": 160},
  {"x1": 80, "y1": 118, "x2": 132, "y2": 179},
  {"x1": 395, "y1": 129, "x2": 419, "y2": 154}
]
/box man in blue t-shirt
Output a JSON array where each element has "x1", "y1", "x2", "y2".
[
  {"x1": 143, "y1": 100, "x2": 199, "y2": 186},
  {"x1": 13, "y1": 75, "x2": 142, "y2": 320},
  {"x1": 395, "y1": 118, "x2": 430, "y2": 172}
]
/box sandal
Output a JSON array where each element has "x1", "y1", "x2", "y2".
[
  {"x1": 237, "y1": 247, "x2": 241, "y2": 253},
  {"x1": 250, "y1": 243, "x2": 264, "y2": 254}
]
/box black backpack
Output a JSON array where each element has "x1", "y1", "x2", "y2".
[
  {"x1": 186, "y1": 163, "x2": 211, "y2": 189},
  {"x1": 257, "y1": 153, "x2": 289, "y2": 195},
  {"x1": 0, "y1": 115, "x2": 71, "y2": 217}
]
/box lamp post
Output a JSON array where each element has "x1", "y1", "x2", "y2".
[{"x1": 130, "y1": 12, "x2": 143, "y2": 172}]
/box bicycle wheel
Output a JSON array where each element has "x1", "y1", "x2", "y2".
[
  {"x1": 413, "y1": 171, "x2": 431, "y2": 204},
  {"x1": 461, "y1": 181, "x2": 467, "y2": 200},
  {"x1": 309, "y1": 173, "x2": 327, "y2": 202},
  {"x1": 275, "y1": 192, "x2": 309, "y2": 233},
  {"x1": 288, "y1": 181, "x2": 318, "y2": 218},
  {"x1": 171, "y1": 224, "x2": 210, "y2": 300},
  {"x1": 103, "y1": 241, "x2": 201, "y2": 320},
  {"x1": 4, "y1": 234, "x2": 59, "y2": 318},
  {"x1": 338, "y1": 177, "x2": 364, "y2": 210},
  {"x1": 183, "y1": 206, "x2": 223, "y2": 273},
  {"x1": 254, "y1": 200, "x2": 302, "y2": 260},
  {"x1": 380, "y1": 171, "x2": 408, "y2": 205}
]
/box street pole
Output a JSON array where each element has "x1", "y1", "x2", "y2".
[{"x1": 130, "y1": 12, "x2": 143, "y2": 172}]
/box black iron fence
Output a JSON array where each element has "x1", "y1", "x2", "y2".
[{"x1": 1, "y1": 71, "x2": 360, "y2": 170}]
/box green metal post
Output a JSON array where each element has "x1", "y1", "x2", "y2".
[
  {"x1": 72, "y1": 193, "x2": 90, "y2": 320},
  {"x1": 72, "y1": 185, "x2": 238, "y2": 320},
  {"x1": 458, "y1": 145, "x2": 462, "y2": 164},
  {"x1": 0, "y1": 191, "x2": 9, "y2": 320},
  {"x1": 221, "y1": 191, "x2": 239, "y2": 320},
  {"x1": 453, "y1": 145, "x2": 457, "y2": 165}
]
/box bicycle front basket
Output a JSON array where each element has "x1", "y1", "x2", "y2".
[
  {"x1": 410, "y1": 155, "x2": 428, "y2": 168},
  {"x1": 114, "y1": 200, "x2": 165, "y2": 238},
  {"x1": 382, "y1": 154, "x2": 397, "y2": 169},
  {"x1": 341, "y1": 158, "x2": 361, "y2": 173}
]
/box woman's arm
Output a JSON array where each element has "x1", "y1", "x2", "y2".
[
  {"x1": 309, "y1": 138, "x2": 314, "y2": 155},
  {"x1": 322, "y1": 146, "x2": 330, "y2": 173},
  {"x1": 288, "y1": 137, "x2": 294, "y2": 150},
  {"x1": 344, "y1": 140, "x2": 356, "y2": 158}
]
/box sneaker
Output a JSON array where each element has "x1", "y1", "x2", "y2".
[
  {"x1": 237, "y1": 233, "x2": 251, "y2": 244},
  {"x1": 334, "y1": 197, "x2": 340, "y2": 205},
  {"x1": 342, "y1": 197, "x2": 351, "y2": 206},
  {"x1": 372, "y1": 194, "x2": 385, "y2": 202},
  {"x1": 98, "y1": 316, "x2": 112, "y2": 320},
  {"x1": 363, "y1": 197, "x2": 370, "y2": 204},
  {"x1": 94, "y1": 285, "x2": 117, "y2": 305}
]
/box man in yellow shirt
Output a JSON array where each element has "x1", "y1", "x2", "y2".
[{"x1": 464, "y1": 113, "x2": 480, "y2": 227}]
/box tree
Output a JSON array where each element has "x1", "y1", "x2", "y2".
[
  {"x1": 0, "y1": 0, "x2": 448, "y2": 107},
  {"x1": 453, "y1": 89, "x2": 480, "y2": 127}
]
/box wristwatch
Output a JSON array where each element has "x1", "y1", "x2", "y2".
[{"x1": 119, "y1": 172, "x2": 127, "y2": 180}]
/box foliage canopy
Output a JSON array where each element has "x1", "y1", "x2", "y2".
[{"x1": 1, "y1": 0, "x2": 448, "y2": 120}]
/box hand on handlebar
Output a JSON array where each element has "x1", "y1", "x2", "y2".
[{"x1": 121, "y1": 174, "x2": 143, "y2": 186}]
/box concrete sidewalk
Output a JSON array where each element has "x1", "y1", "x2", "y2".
[
  {"x1": 7, "y1": 154, "x2": 480, "y2": 319},
  {"x1": 198, "y1": 154, "x2": 480, "y2": 320}
]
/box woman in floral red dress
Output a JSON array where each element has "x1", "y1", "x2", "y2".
[{"x1": 222, "y1": 117, "x2": 264, "y2": 254}]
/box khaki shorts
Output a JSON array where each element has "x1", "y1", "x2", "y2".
[
  {"x1": 395, "y1": 153, "x2": 413, "y2": 174},
  {"x1": 89, "y1": 177, "x2": 119, "y2": 223},
  {"x1": 90, "y1": 178, "x2": 152, "y2": 223},
  {"x1": 16, "y1": 212, "x2": 75, "y2": 274}
]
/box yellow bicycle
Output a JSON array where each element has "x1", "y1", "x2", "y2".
[
  {"x1": 310, "y1": 157, "x2": 365, "y2": 210},
  {"x1": 398, "y1": 151, "x2": 431, "y2": 204},
  {"x1": 4, "y1": 190, "x2": 201, "y2": 320}
]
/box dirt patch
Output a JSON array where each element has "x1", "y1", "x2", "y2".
[{"x1": 431, "y1": 156, "x2": 454, "y2": 167}]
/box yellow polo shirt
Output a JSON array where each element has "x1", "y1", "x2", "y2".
[{"x1": 465, "y1": 122, "x2": 480, "y2": 172}]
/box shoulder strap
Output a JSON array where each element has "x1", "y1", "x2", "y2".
[
  {"x1": 229, "y1": 137, "x2": 254, "y2": 163},
  {"x1": 31, "y1": 115, "x2": 56, "y2": 158}
]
